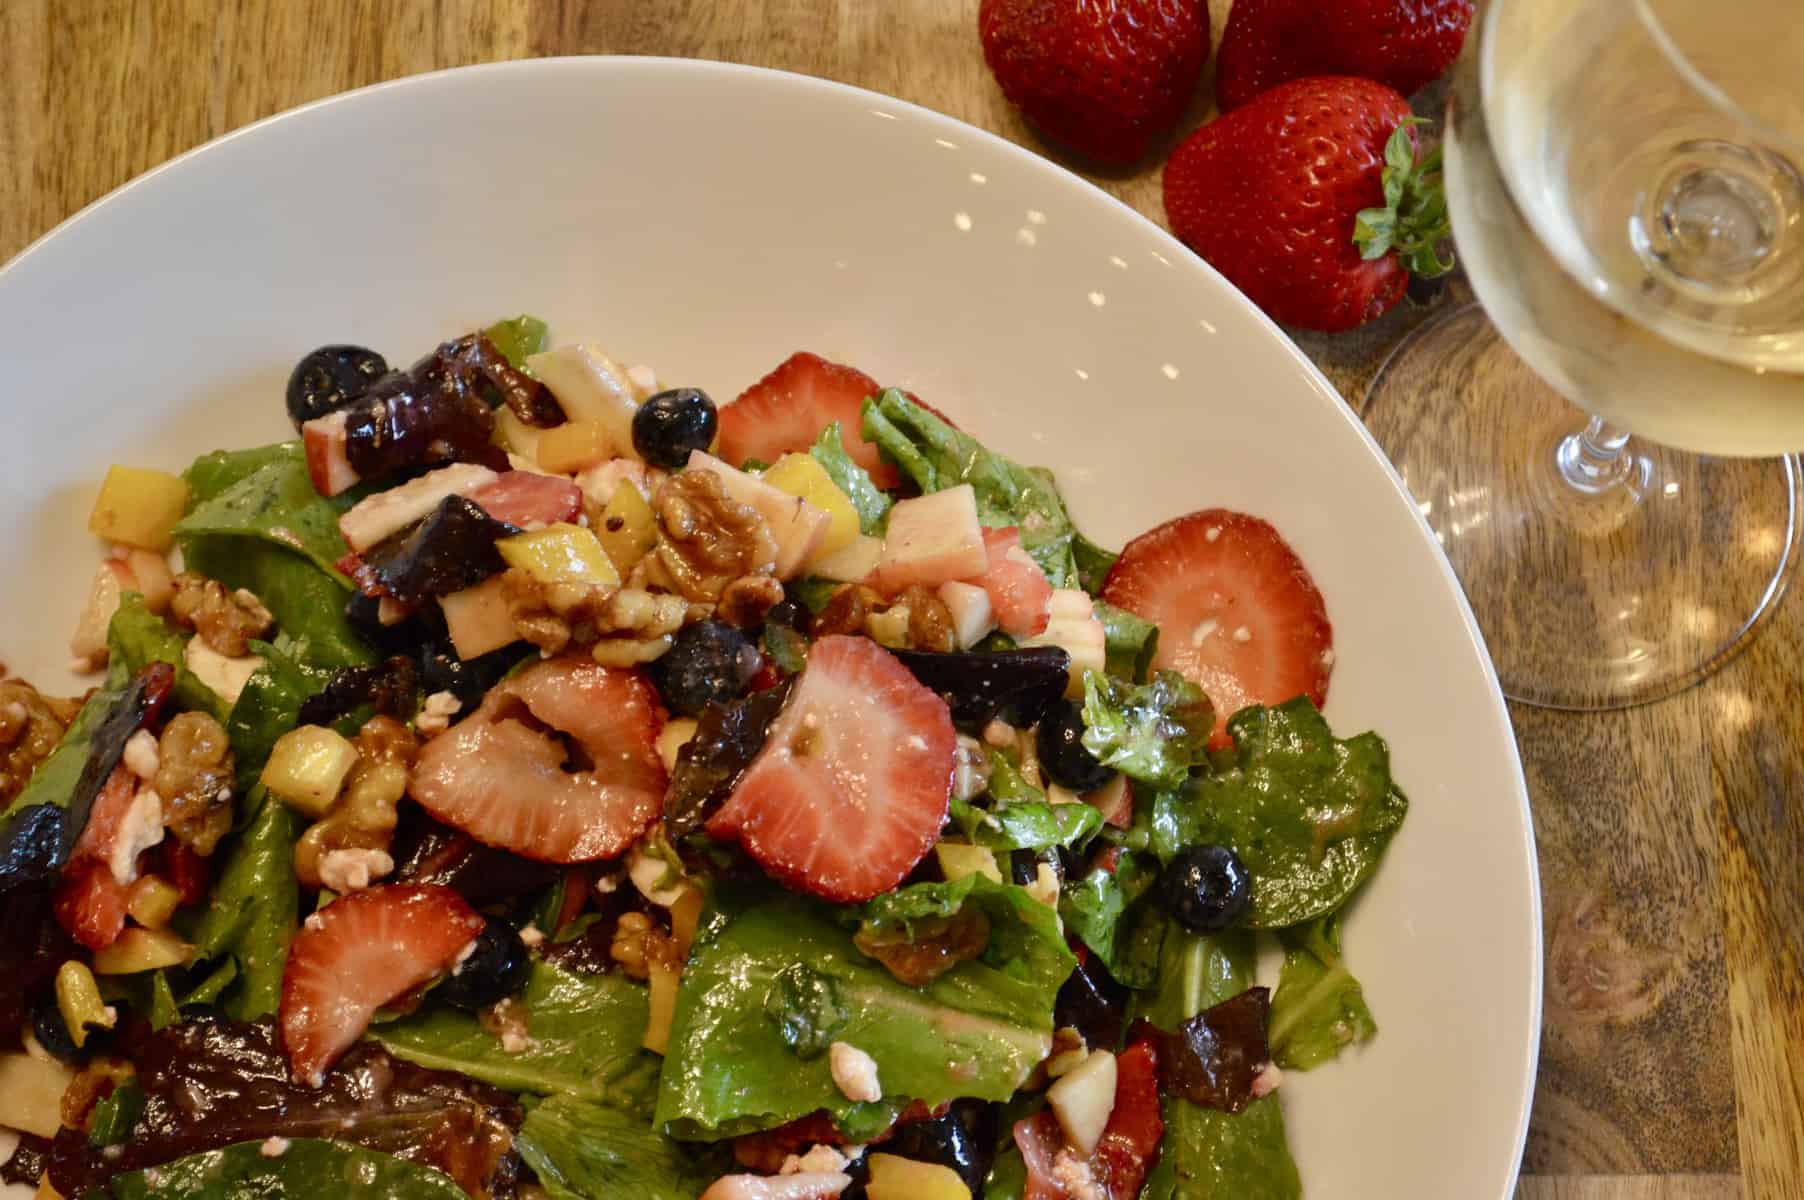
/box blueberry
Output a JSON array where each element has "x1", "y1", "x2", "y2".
[
  {"x1": 435, "y1": 917, "x2": 530, "y2": 1012},
  {"x1": 632, "y1": 388, "x2": 718, "y2": 469},
  {"x1": 419, "y1": 641, "x2": 523, "y2": 710},
  {"x1": 285, "y1": 344, "x2": 388, "y2": 429},
  {"x1": 29, "y1": 991, "x2": 83, "y2": 1061},
  {"x1": 1010, "y1": 847, "x2": 1065, "y2": 889},
  {"x1": 1035, "y1": 700, "x2": 1116, "y2": 792},
  {"x1": 882, "y1": 1100, "x2": 997, "y2": 1194},
  {"x1": 765, "y1": 599, "x2": 808, "y2": 632},
  {"x1": 1160, "y1": 844, "x2": 1252, "y2": 934},
  {"x1": 650, "y1": 621, "x2": 760, "y2": 717}
]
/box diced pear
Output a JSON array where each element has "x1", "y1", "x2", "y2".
[
  {"x1": 70, "y1": 559, "x2": 129, "y2": 666},
  {"x1": 122, "y1": 548, "x2": 175, "y2": 613},
  {"x1": 526, "y1": 344, "x2": 641, "y2": 457},
  {"x1": 1046, "y1": 1049, "x2": 1118, "y2": 1156},
  {"x1": 656, "y1": 716, "x2": 698, "y2": 772},
  {"x1": 337, "y1": 462, "x2": 500, "y2": 552},
  {"x1": 88, "y1": 465, "x2": 189, "y2": 552},
  {"x1": 644, "y1": 961, "x2": 680, "y2": 1055},
  {"x1": 497, "y1": 523, "x2": 620, "y2": 589},
  {"x1": 873, "y1": 485, "x2": 988, "y2": 591},
  {"x1": 262, "y1": 725, "x2": 360, "y2": 818},
  {"x1": 763, "y1": 453, "x2": 860, "y2": 558},
  {"x1": 441, "y1": 574, "x2": 519, "y2": 660},
  {"x1": 1024, "y1": 589, "x2": 1106, "y2": 697},
  {"x1": 810, "y1": 534, "x2": 882, "y2": 584},
  {"x1": 301, "y1": 411, "x2": 360, "y2": 497},
  {"x1": 183, "y1": 639, "x2": 263, "y2": 706},
  {"x1": 937, "y1": 580, "x2": 996, "y2": 649},
  {"x1": 126, "y1": 874, "x2": 183, "y2": 929},
  {"x1": 684, "y1": 452, "x2": 830, "y2": 579},
  {"x1": 593, "y1": 481, "x2": 661, "y2": 575},
  {"x1": 536, "y1": 420, "x2": 615, "y2": 474},
  {"x1": 55, "y1": 961, "x2": 111, "y2": 1049},
  {"x1": 0, "y1": 1054, "x2": 76, "y2": 1138},
  {"x1": 493, "y1": 407, "x2": 543, "y2": 461},
  {"x1": 92, "y1": 926, "x2": 194, "y2": 975},
  {"x1": 934, "y1": 842, "x2": 1002, "y2": 884},
  {"x1": 866, "y1": 1154, "x2": 973, "y2": 1200}
]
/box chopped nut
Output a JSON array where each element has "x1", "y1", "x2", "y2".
[
  {"x1": 168, "y1": 573, "x2": 274, "y2": 656},
  {"x1": 812, "y1": 583, "x2": 954, "y2": 651},
  {"x1": 717, "y1": 574, "x2": 786, "y2": 629},
  {"x1": 292, "y1": 717, "x2": 411, "y2": 889},
  {"x1": 650, "y1": 470, "x2": 779, "y2": 602},
  {"x1": 0, "y1": 679, "x2": 83, "y2": 807},
  {"x1": 609, "y1": 910, "x2": 679, "y2": 981},
  {"x1": 153, "y1": 712, "x2": 235, "y2": 856},
  {"x1": 504, "y1": 568, "x2": 688, "y2": 657}
]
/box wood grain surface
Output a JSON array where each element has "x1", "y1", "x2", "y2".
[{"x1": 3, "y1": 2, "x2": 1801, "y2": 1198}]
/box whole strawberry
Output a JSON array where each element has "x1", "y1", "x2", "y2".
[
  {"x1": 1216, "y1": 0, "x2": 1474, "y2": 111},
  {"x1": 979, "y1": 0, "x2": 1211, "y2": 165},
  {"x1": 1162, "y1": 75, "x2": 1453, "y2": 332}
]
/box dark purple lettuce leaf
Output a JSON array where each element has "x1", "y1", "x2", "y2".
[
  {"x1": 663, "y1": 679, "x2": 794, "y2": 839},
  {"x1": 1, "y1": 1131, "x2": 49, "y2": 1187},
  {"x1": 390, "y1": 807, "x2": 558, "y2": 909},
  {"x1": 48, "y1": 1016, "x2": 522, "y2": 1199},
  {"x1": 296, "y1": 656, "x2": 421, "y2": 728},
  {"x1": 1130, "y1": 985, "x2": 1272, "y2": 1115},
  {"x1": 354, "y1": 497, "x2": 518, "y2": 605},
  {"x1": 341, "y1": 337, "x2": 512, "y2": 483}
]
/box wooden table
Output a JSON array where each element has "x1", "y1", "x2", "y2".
[{"x1": 4, "y1": 3, "x2": 1799, "y2": 1198}]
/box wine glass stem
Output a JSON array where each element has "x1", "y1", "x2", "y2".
[{"x1": 1555, "y1": 415, "x2": 1635, "y2": 493}]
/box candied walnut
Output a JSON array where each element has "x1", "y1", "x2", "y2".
[
  {"x1": 504, "y1": 569, "x2": 690, "y2": 658},
  {"x1": 609, "y1": 910, "x2": 679, "y2": 981},
  {"x1": 293, "y1": 717, "x2": 412, "y2": 889},
  {"x1": 0, "y1": 678, "x2": 84, "y2": 807},
  {"x1": 811, "y1": 583, "x2": 955, "y2": 652},
  {"x1": 168, "y1": 573, "x2": 274, "y2": 656},
  {"x1": 153, "y1": 712, "x2": 235, "y2": 856},
  {"x1": 650, "y1": 471, "x2": 778, "y2": 602},
  {"x1": 717, "y1": 574, "x2": 785, "y2": 630},
  {"x1": 853, "y1": 906, "x2": 991, "y2": 987}
]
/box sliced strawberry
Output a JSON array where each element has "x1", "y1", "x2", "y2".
[
  {"x1": 1101, "y1": 509, "x2": 1332, "y2": 746},
  {"x1": 53, "y1": 764, "x2": 138, "y2": 950},
  {"x1": 720, "y1": 352, "x2": 898, "y2": 490},
  {"x1": 280, "y1": 883, "x2": 484, "y2": 1086},
  {"x1": 1015, "y1": 1040, "x2": 1163, "y2": 1200},
  {"x1": 973, "y1": 526, "x2": 1053, "y2": 638},
  {"x1": 706, "y1": 635, "x2": 955, "y2": 903},
  {"x1": 151, "y1": 838, "x2": 209, "y2": 907},
  {"x1": 410, "y1": 656, "x2": 666, "y2": 863},
  {"x1": 468, "y1": 471, "x2": 583, "y2": 529}
]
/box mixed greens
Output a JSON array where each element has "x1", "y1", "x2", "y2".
[{"x1": 0, "y1": 321, "x2": 1408, "y2": 1200}]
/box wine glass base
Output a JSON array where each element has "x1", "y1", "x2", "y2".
[{"x1": 1363, "y1": 303, "x2": 1803, "y2": 711}]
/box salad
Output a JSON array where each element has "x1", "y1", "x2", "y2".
[{"x1": 0, "y1": 319, "x2": 1408, "y2": 1200}]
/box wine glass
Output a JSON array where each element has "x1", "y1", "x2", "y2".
[{"x1": 1361, "y1": 0, "x2": 1804, "y2": 709}]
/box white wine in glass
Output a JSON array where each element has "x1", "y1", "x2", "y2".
[{"x1": 1364, "y1": 0, "x2": 1804, "y2": 709}]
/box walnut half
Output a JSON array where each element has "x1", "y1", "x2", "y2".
[{"x1": 649, "y1": 470, "x2": 778, "y2": 602}]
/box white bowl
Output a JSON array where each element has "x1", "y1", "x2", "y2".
[{"x1": 0, "y1": 58, "x2": 1539, "y2": 1199}]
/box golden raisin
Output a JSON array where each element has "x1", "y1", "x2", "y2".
[{"x1": 153, "y1": 712, "x2": 235, "y2": 855}]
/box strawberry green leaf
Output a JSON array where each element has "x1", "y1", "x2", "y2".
[{"x1": 1353, "y1": 118, "x2": 1455, "y2": 279}]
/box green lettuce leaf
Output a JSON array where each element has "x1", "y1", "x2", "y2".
[
  {"x1": 517, "y1": 1095, "x2": 730, "y2": 1200},
  {"x1": 379, "y1": 961, "x2": 662, "y2": 1114},
  {"x1": 811, "y1": 422, "x2": 891, "y2": 535},
  {"x1": 1071, "y1": 533, "x2": 1117, "y2": 596},
  {"x1": 1058, "y1": 850, "x2": 1162, "y2": 988},
  {"x1": 1080, "y1": 669, "x2": 1212, "y2": 790},
  {"x1": 189, "y1": 787, "x2": 298, "y2": 1021},
  {"x1": 1151, "y1": 698, "x2": 1408, "y2": 929},
  {"x1": 1267, "y1": 911, "x2": 1377, "y2": 1070},
  {"x1": 1095, "y1": 599, "x2": 1158, "y2": 682},
  {"x1": 861, "y1": 389, "x2": 1078, "y2": 587},
  {"x1": 107, "y1": 1138, "x2": 468, "y2": 1199},
  {"x1": 1135, "y1": 919, "x2": 1301, "y2": 1200},
  {"x1": 108, "y1": 594, "x2": 230, "y2": 723},
  {"x1": 5, "y1": 641, "x2": 138, "y2": 818},
  {"x1": 183, "y1": 444, "x2": 299, "y2": 506},
  {"x1": 949, "y1": 797, "x2": 1102, "y2": 853},
  {"x1": 484, "y1": 314, "x2": 550, "y2": 369},
  {"x1": 655, "y1": 880, "x2": 1072, "y2": 1140},
  {"x1": 225, "y1": 640, "x2": 334, "y2": 788}
]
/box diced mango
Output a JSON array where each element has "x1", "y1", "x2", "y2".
[
  {"x1": 935, "y1": 842, "x2": 1003, "y2": 884},
  {"x1": 441, "y1": 574, "x2": 520, "y2": 660},
  {"x1": 55, "y1": 961, "x2": 112, "y2": 1049},
  {"x1": 88, "y1": 465, "x2": 189, "y2": 552},
  {"x1": 0, "y1": 1054, "x2": 76, "y2": 1139},
  {"x1": 125, "y1": 874, "x2": 183, "y2": 929},
  {"x1": 93, "y1": 926, "x2": 194, "y2": 975},
  {"x1": 866, "y1": 1154, "x2": 973, "y2": 1200},
  {"x1": 644, "y1": 961, "x2": 680, "y2": 1055},
  {"x1": 262, "y1": 725, "x2": 360, "y2": 818},
  {"x1": 593, "y1": 483, "x2": 660, "y2": 575},
  {"x1": 763, "y1": 453, "x2": 859, "y2": 558},
  {"x1": 536, "y1": 420, "x2": 615, "y2": 474},
  {"x1": 497, "y1": 523, "x2": 621, "y2": 590}
]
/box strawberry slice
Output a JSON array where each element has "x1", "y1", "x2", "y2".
[
  {"x1": 53, "y1": 764, "x2": 138, "y2": 951},
  {"x1": 720, "y1": 352, "x2": 899, "y2": 490},
  {"x1": 1015, "y1": 1039, "x2": 1164, "y2": 1200},
  {"x1": 468, "y1": 471, "x2": 583, "y2": 529},
  {"x1": 279, "y1": 883, "x2": 484, "y2": 1086},
  {"x1": 410, "y1": 656, "x2": 667, "y2": 863},
  {"x1": 706, "y1": 635, "x2": 955, "y2": 903},
  {"x1": 974, "y1": 526, "x2": 1053, "y2": 638},
  {"x1": 1101, "y1": 509, "x2": 1332, "y2": 745}
]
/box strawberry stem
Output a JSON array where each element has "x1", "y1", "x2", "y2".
[{"x1": 1353, "y1": 117, "x2": 1456, "y2": 278}]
